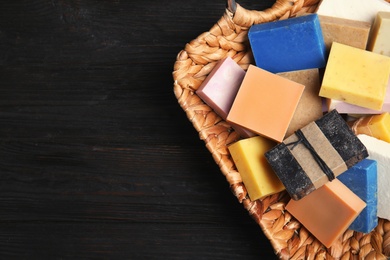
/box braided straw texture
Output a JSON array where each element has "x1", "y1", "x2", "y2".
[{"x1": 172, "y1": 0, "x2": 390, "y2": 259}]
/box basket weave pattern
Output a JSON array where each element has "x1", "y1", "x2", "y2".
[{"x1": 173, "y1": 0, "x2": 390, "y2": 258}]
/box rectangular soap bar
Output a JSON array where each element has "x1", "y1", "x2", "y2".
[
  {"x1": 337, "y1": 159, "x2": 378, "y2": 233},
  {"x1": 367, "y1": 11, "x2": 390, "y2": 57},
  {"x1": 196, "y1": 57, "x2": 255, "y2": 138},
  {"x1": 350, "y1": 112, "x2": 390, "y2": 143},
  {"x1": 228, "y1": 136, "x2": 285, "y2": 201},
  {"x1": 358, "y1": 134, "x2": 390, "y2": 220},
  {"x1": 286, "y1": 179, "x2": 366, "y2": 248},
  {"x1": 248, "y1": 14, "x2": 326, "y2": 73},
  {"x1": 265, "y1": 110, "x2": 368, "y2": 200},
  {"x1": 319, "y1": 42, "x2": 390, "y2": 111},
  {"x1": 277, "y1": 69, "x2": 323, "y2": 137},
  {"x1": 315, "y1": 0, "x2": 390, "y2": 23},
  {"x1": 227, "y1": 65, "x2": 305, "y2": 142},
  {"x1": 319, "y1": 15, "x2": 371, "y2": 53},
  {"x1": 326, "y1": 77, "x2": 390, "y2": 114}
]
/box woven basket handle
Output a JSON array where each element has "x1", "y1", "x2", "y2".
[{"x1": 226, "y1": 0, "x2": 321, "y2": 26}]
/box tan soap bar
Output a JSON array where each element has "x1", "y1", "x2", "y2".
[
  {"x1": 319, "y1": 15, "x2": 371, "y2": 53},
  {"x1": 278, "y1": 69, "x2": 323, "y2": 137},
  {"x1": 286, "y1": 179, "x2": 366, "y2": 248},
  {"x1": 367, "y1": 11, "x2": 390, "y2": 57},
  {"x1": 228, "y1": 136, "x2": 285, "y2": 201}
]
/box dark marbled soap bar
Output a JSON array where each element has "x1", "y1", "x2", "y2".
[{"x1": 265, "y1": 110, "x2": 368, "y2": 200}]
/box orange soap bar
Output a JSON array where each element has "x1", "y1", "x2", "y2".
[
  {"x1": 227, "y1": 65, "x2": 305, "y2": 142},
  {"x1": 350, "y1": 112, "x2": 390, "y2": 143},
  {"x1": 277, "y1": 69, "x2": 323, "y2": 137},
  {"x1": 286, "y1": 179, "x2": 366, "y2": 248}
]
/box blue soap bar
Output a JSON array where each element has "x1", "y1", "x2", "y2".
[
  {"x1": 248, "y1": 14, "x2": 326, "y2": 73},
  {"x1": 337, "y1": 159, "x2": 378, "y2": 233}
]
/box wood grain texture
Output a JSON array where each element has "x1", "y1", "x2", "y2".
[{"x1": 0, "y1": 0, "x2": 277, "y2": 258}]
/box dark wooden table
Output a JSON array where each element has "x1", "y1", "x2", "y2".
[{"x1": 0, "y1": 1, "x2": 279, "y2": 258}]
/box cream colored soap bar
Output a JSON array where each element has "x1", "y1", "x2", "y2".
[
  {"x1": 315, "y1": 0, "x2": 390, "y2": 23},
  {"x1": 319, "y1": 15, "x2": 371, "y2": 53},
  {"x1": 227, "y1": 65, "x2": 305, "y2": 142},
  {"x1": 286, "y1": 179, "x2": 366, "y2": 248},
  {"x1": 367, "y1": 12, "x2": 390, "y2": 57},
  {"x1": 319, "y1": 42, "x2": 390, "y2": 110},
  {"x1": 228, "y1": 136, "x2": 285, "y2": 201},
  {"x1": 277, "y1": 69, "x2": 323, "y2": 137},
  {"x1": 351, "y1": 113, "x2": 390, "y2": 143}
]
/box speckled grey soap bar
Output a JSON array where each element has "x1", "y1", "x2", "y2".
[{"x1": 265, "y1": 110, "x2": 368, "y2": 201}]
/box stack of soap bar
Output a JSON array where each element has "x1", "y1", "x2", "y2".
[
  {"x1": 367, "y1": 11, "x2": 390, "y2": 56},
  {"x1": 315, "y1": 0, "x2": 390, "y2": 23},
  {"x1": 228, "y1": 136, "x2": 285, "y2": 201},
  {"x1": 319, "y1": 42, "x2": 390, "y2": 111},
  {"x1": 358, "y1": 134, "x2": 390, "y2": 220},
  {"x1": 337, "y1": 159, "x2": 378, "y2": 233},
  {"x1": 277, "y1": 69, "x2": 323, "y2": 137},
  {"x1": 196, "y1": 57, "x2": 255, "y2": 138},
  {"x1": 350, "y1": 113, "x2": 390, "y2": 143},
  {"x1": 227, "y1": 65, "x2": 305, "y2": 142},
  {"x1": 318, "y1": 15, "x2": 371, "y2": 53},
  {"x1": 285, "y1": 179, "x2": 366, "y2": 248},
  {"x1": 265, "y1": 110, "x2": 368, "y2": 200},
  {"x1": 326, "y1": 77, "x2": 390, "y2": 114},
  {"x1": 248, "y1": 14, "x2": 326, "y2": 73}
]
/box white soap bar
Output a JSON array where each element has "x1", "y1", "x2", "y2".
[
  {"x1": 316, "y1": 0, "x2": 390, "y2": 23},
  {"x1": 357, "y1": 134, "x2": 390, "y2": 220}
]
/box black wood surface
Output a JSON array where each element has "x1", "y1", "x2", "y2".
[{"x1": 0, "y1": 1, "x2": 279, "y2": 259}]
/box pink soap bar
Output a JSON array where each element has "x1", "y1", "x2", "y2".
[
  {"x1": 286, "y1": 179, "x2": 366, "y2": 248},
  {"x1": 326, "y1": 77, "x2": 390, "y2": 114},
  {"x1": 196, "y1": 57, "x2": 255, "y2": 138}
]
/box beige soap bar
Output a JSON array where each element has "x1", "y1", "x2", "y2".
[
  {"x1": 319, "y1": 15, "x2": 371, "y2": 53},
  {"x1": 286, "y1": 179, "x2": 366, "y2": 248},
  {"x1": 278, "y1": 69, "x2": 323, "y2": 137},
  {"x1": 367, "y1": 11, "x2": 390, "y2": 56}
]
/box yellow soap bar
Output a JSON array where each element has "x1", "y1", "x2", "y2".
[
  {"x1": 277, "y1": 69, "x2": 323, "y2": 137},
  {"x1": 319, "y1": 15, "x2": 371, "y2": 53},
  {"x1": 367, "y1": 12, "x2": 390, "y2": 57},
  {"x1": 227, "y1": 65, "x2": 305, "y2": 142},
  {"x1": 286, "y1": 179, "x2": 366, "y2": 248},
  {"x1": 319, "y1": 42, "x2": 390, "y2": 110},
  {"x1": 228, "y1": 136, "x2": 285, "y2": 201},
  {"x1": 351, "y1": 112, "x2": 390, "y2": 143}
]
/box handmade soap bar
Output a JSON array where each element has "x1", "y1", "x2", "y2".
[
  {"x1": 286, "y1": 179, "x2": 366, "y2": 248},
  {"x1": 265, "y1": 110, "x2": 368, "y2": 200},
  {"x1": 319, "y1": 15, "x2": 371, "y2": 53},
  {"x1": 337, "y1": 159, "x2": 378, "y2": 233},
  {"x1": 227, "y1": 65, "x2": 304, "y2": 142},
  {"x1": 315, "y1": 0, "x2": 390, "y2": 23},
  {"x1": 350, "y1": 113, "x2": 390, "y2": 143},
  {"x1": 228, "y1": 136, "x2": 285, "y2": 201},
  {"x1": 326, "y1": 77, "x2": 390, "y2": 114},
  {"x1": 248, "y1": 14, "x2": 326, "y2": 73},
  {"x1": 196, "y1": 57, "x2": 255, "y2": 138},
  {"x1": 278, "y1": 69, "x2": 323, "y2": 137},
  {"x1": 358, "y1": 134, "x2": 390, "y2": 220},
  {"x1": 319, "y1": 42, "x2": 390, "y2": 111},
  {"x1": 367, "y1": 11, "x2": 390, "y2": 57}
]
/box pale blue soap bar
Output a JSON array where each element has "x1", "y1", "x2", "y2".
[
  {"x1": 337, "y1": 159, "x2": 378, "y2": 233},
  {"x1": 248, "y1": 14, "x2": 326, "y2": 73}
]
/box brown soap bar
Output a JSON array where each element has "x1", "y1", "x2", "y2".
[
  {"x1": 277, "y1": 69, "x2": 323, "y2": 138},
  {"x1": 319, "y1": 15, "x2": 371, "y2": 53},
  {"x1": 265, "y1": 110, "x2": 368, "y2": 200}
]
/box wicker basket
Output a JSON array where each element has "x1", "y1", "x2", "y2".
[{"x1": 172, "y1": 0, "x2": 390, "y2": 258}]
